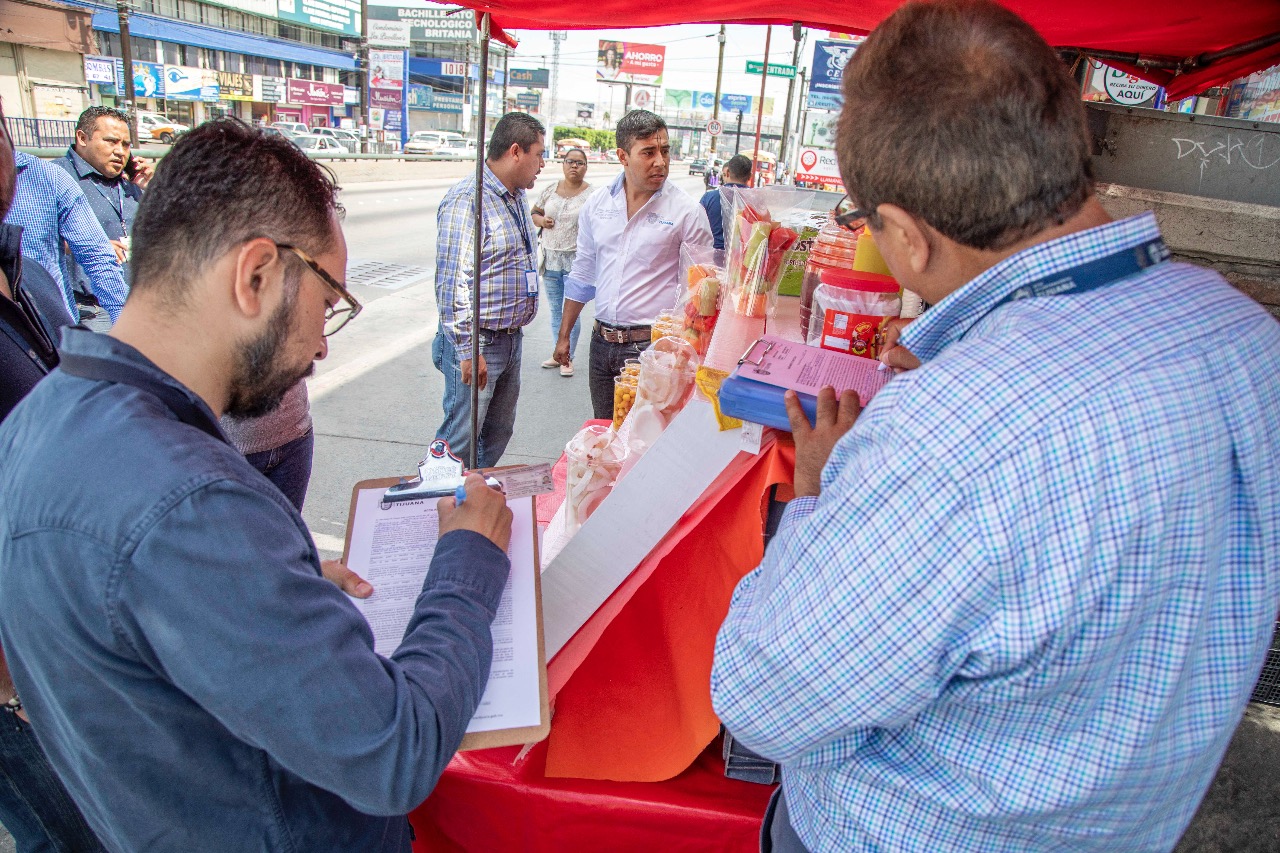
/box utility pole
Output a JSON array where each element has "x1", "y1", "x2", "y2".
[
  {"x1": 778, "y1": 23, "x2": 803, "y2": 173},
  {"x1": 358, "y1": 0, "x2": 370, "y2": 152},
  {"x1": 550, "y1": 30, "x2": 567, "y2": 127},
  {"x1": 501, "y1": 49, "x2": 509, "y2": 111},
  {"x1": 751, "y1": 25, "x2": 771, "y2": 185},
  {"x1": 734, "y1": 110, "x2": 744, "y2": 154},
  {"x1": 792, "y1": 68, "x2": 807, "y2": 179},
  {"x1": 116, "y1": 0, "x2": 137, "y2": 145},
  {"x1": 710, "y1": 24, "x2": 726, "y2": 157}
]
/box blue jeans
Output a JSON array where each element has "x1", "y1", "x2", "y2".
[
  {"x1": 244, "y1": 430, "x2": 315, "y2": 512},
  {"x1": 0, "y1": 713, "x2": 105, "y2": 853},
  {"x1": 432, "y1": 326, "x2": 522, "y2": 469},
  {"x1": 543, "y1": 269, "x2": 580, "y2": 361}
]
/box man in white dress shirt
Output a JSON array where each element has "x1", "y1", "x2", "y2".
[{"x1": 554, "y1": 110, "x2": 712, "y2": 418}]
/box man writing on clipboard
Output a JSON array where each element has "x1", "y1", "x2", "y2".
[
  {"x1": 713, "y1": 2, "x2": 1280, "y2": 851},
  {"x1": 0, "y1": 120, "x2": 515, "y2": 852}
]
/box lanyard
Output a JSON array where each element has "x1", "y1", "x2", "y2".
[
  {"x1": 499, "y1": 193, "x2": 533, "y2": 257},
  {"x1": 58, "y1": 349, "x2": 226, "y2": 443},
  {"x1": 985, "y1": 237, "x2": 1170, "y2": 317}
]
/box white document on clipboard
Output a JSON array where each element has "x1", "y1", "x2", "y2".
[{"x1": 342, "y1": 488, "x2": 545, "y2": 740}]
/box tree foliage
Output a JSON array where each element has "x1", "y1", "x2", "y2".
[{"x1": 552, "y1": 126, "x2": 616, "y2": 152}]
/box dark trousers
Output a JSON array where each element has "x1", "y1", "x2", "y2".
[
  {"x1": 761, "y1": 787, "x2": 809, "y2": 852},
  {"x1": 245, "y1": 430, "x2": 315, "y2": 512},
  {"x1": 588, "y1": 332, "x2": 648, "y2": 420},
  {"x1": 0, "y1": 713, "x2": 105, "y2": 853}
]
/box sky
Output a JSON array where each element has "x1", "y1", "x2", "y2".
[{"x1": 502, "y1": 24, "x2": 830, "y2": 124}]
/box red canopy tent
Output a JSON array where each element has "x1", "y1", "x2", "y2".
[{"x1": 464, "y1": 0, "x2": 1279, "y2": 100}]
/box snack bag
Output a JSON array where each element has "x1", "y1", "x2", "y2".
[
  {"x1": 618, "y1": 336, "x2": 701, "y2": 461},
  {"x1": 676, "y1": 244, "x2": 726, "y2": 358},
  {"x1": 563, "y1": 425, "x2": 628, "y2": 534},
  {"x1": 721, "y1": 186, "x2": 814, "y2": 318}
]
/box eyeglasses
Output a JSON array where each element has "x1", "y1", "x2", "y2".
[
  {"x1": 276, "y1": 243, "x2": 362, "y2": 336},
  {"x1": 833, "y1": 194, "x2": 871, "y2": 233},
  {"x1": 563, "y1": 159, "x2": 587, "y2": 167}
]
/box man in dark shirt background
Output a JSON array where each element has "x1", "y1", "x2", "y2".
[
  {"x1": 0, "y1": 97, "x2": 107, "y2": 853},
  {"x1": 699, "y1": 154, "x2": 752, "y2": 251}
]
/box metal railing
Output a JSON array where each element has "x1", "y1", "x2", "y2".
[{"x1": 8, "y1": 118, "x2": 76, "y2": 149}]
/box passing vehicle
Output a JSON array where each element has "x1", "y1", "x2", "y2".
[
  {"x1": 688, "y1": 157, "x2": 723, "y2": 176},
  {"x1": 137, "y1": 111, "x2": 189, "y2": 144},
  {"x1": 293, "y1": 135, "x2": 347, "y2": 153}
]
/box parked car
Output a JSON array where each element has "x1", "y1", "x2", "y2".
[
  {"x1": 271, "y1": 121, "x2": 309, "y2": 136},
  {"x1": 293, "y1": 134, "x2": 346, "y2": 153},
  {"x1": 312, "y1": 127, "x2": 360, "y2": 151},
  {"x1": 137, "y1": 111, "x2": 189, "y2": 144},
  {"x1": 262, "y1": 126, "x2": 299, "y2": 141}
]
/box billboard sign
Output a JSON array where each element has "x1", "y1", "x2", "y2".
[
  {"x1": 367, "y1": 1, "x2": 474, "y2": 41},
  {"x1": 164, "y1": 65, "x2": 217, "y2": 101},
  {"x1": 576, "y1": 102, "x2": 594, "y2": 120},
  {"x1": 597, "y1": 41, "x2": 665, "y2": 85},
  {"x1": 117, "y1": 61, "x2": 165, "y2": 98},
  {"x1": 809, "y1": 39, "x2": 859, "y2": 110},
  {"x1": 368, "y1": 19, "x2": 411, "y2": 48},
  {"x1": 370, "y1": 88, "x2": 403, "y2": 109},
  {"x1": 509, "y1": 68, "x2": 550, "y2": 89},
  {"x1": 286, "y1": 78, "x2": 345, "y2": 106},
  {"x1": 83, "y1": 55, "x2": 116, "y2": 84},
  {"x1": 370, "y1": 49, "x2": 405, "y2": 90},
  {"x1": 276, "y1": 0, "x2": 359, "y2": 37},
  {"x1": 795, "y1": 146, "x2": 843, "y2": 187},
  {"x1": 259, "y1": 76, "x2": 286, "y2": 103},
  {"x1": 217, "y1": 71, "x2": 254, "y2": 101}
]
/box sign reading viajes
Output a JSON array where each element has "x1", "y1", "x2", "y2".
[
  {"x1": 367, "y1": 1, "x2": 475, "y2": 42},
  {"x1": 217, "y1": 71, "x2": 254, "y2": 101}
]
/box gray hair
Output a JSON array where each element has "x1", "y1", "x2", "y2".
[
  {"x1": 616, "y1": 110, "x2": 667, "y2": 154},
  {"x1": 836, "y1": 0, "x2": 1092, "y2": 251}
]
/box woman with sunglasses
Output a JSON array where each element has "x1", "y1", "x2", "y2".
[{"x1": 532, "y1": 148, "x2": 594, "y2": 377}]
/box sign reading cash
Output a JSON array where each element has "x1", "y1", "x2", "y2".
[{"x1": 509, "y1": 68, "x2": 550, "y2": 89}]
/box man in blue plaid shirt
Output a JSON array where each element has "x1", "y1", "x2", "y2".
[
  {"x1": 432, "y1": 113, "x2": 544, "y2": 467},
  {"x1": 712, "y1": 3, "x2": 1280, "y2": 852}
]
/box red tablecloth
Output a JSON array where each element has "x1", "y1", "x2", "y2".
[
  {"x1": 410, "y1": 737, "x2": 773, "y2": 852},
  {"x1": 409, "y1": 428, "x2": 795, "y2": 848}
]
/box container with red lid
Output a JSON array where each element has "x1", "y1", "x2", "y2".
[
  {"x1": 798, "y1": 217, "x2": 861, "y2": 338},
  {"x1": 806, "y1": 268, "x2": 902, "y2": 359}
]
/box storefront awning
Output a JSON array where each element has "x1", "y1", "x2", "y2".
[{"x1": 454, "y1": 1, "x2": 1280, "y2": 100}]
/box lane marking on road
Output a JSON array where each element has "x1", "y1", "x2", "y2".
[
  {"x1": 311, "y1": 530, "x2": 346, "y2": 553},
  {"x1": 308, "y1": 325, "x2": 433, "y2": 401}
]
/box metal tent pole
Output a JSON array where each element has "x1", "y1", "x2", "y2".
[{"x1": 469, "y1": 12, "x2": 491, "y2": 471}]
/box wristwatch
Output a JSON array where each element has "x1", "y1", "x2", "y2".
[{"x1": 3, "y1": 696, "x2": 21, "y2": 715}]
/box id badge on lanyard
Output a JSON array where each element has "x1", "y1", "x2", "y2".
[{"x1": 524, "y1": 270, "x2": 539, "y2": 296}]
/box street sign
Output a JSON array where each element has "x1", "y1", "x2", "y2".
[
  {"x1": 746, "y1": 61, "x2": 796, "y2": 79},
  {"x1": 706, "y1": 119, "x2": 723, "y2": 136},
  {"x1": 516, "y1": 91, "x2": 541, "y2": 111}
]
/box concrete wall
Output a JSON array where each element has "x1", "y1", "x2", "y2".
[{"x1": 1097, "y1": 183, "x2": 1280, "y2": 319}]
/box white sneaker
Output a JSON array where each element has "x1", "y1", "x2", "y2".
[
  {"x1": 541, "y1": 358, "x2": 558, "y2": 369},
  {"x1": 560, "y1": 361, "x2": 574, "y2": 377}
]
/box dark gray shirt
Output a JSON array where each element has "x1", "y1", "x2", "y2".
[{"x1": 0, "y1": 329, "x2": 510, "y2": 851}]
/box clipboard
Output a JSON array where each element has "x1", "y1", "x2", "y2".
[{"x1": 341, "y1": 475, "x2": 550, "y2": 752}]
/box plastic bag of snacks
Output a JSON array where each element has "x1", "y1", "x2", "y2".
[
  {"x1": 721, "y1": 186, "x2": 814, "y2": 318},
  {"x1": 676, "y1": 243, "x2": 726, "y2": 358},
  {"x1": 563, "y1": 424, "x2": 628, "y2": 534},
  {"x1": 618, "y1": 335, "x2": 701, "y2": 458}
]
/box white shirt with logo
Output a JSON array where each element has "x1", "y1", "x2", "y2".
[{"x1": 564, "y1": 173, "x2": 713, "y2": 326}]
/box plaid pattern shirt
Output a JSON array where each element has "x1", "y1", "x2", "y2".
[
  {"x1": 435, "y1": 165, "x2": 538, "y2": 355},
  {"x1": 4, "y1": 152, "x2": 128, "y2": 325},
  {"x1": 712, "y1": 213, "x2": 1280, "y2": 852}
]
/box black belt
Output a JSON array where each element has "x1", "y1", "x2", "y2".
[
  {"x1": 479, "y1": 327, "x2": 520, "y2": 335},
  {"x1": 594, "y1": 321, "x2": 652, "y2": 344}
]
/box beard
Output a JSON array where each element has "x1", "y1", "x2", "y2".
[{"x1": 224, "y1": 285, "x2": 314, "y2": 419}]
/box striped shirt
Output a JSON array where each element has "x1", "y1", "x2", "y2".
[
  {"x1": 4, "y1": 152, "x2": 128, "y2": 325},
  {"x1": 435, "y1": 165, "x2": 537, "y2": 355},
  {"x1": 712, "y1": 213, "x2": 1280, "y2": 852}
]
